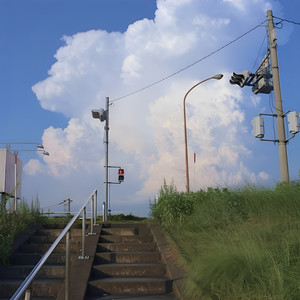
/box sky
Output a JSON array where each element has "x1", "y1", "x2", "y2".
[{"x1": 0, "y1": 0, "x2": 299, "y2": 217}]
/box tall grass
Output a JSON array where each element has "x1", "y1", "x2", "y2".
[
  {"x1": 151, "y1": 182, "x2": 300, "y2": 299},
  {"x1": 0, "y1": 194, "x2": 41, "y2": 265}
]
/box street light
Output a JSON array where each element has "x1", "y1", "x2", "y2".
[
  {"x1": 92, "y1": 97, "x2": 109, "y2": 222},
  {"x1": 183, "y1": 74, "x2": 223, "y2": 193}
]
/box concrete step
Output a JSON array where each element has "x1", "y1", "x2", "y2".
[
  {"x1": 0, "y1": 264, "x2": 65, "y2": 280},
  {"x1": 95, "y1": 252, "x2": 161, "y2": 264},
  {"x1": 0, "y1": 278, "x2": 63, "y2": 298},
  {"x1": 100, "y1": 228, "x2": 137, "y2": 236},
  {"x1": 19, "y1": 243, "x2": 79, "y2": 253},
  {"x1": 85, "y1": 295, "x2": 175, "y2": 300},
  {"x1": 41, "y1": 223, "x2": 82, "y2": 230},
  {"x1": 102, "y1": 223, "x2": 148, "y2": 228},
  {"x1": 10, "y1": 253, "x2": 66, "y2": 265},
  {"x1": 92, "y1": 263, "x2": 166, "y2": 278},
  {"x1": 99, "y1": 235, "x2": 153, "y2": 243},
  {"x1": 97, "y1": 242, "x2": 157, "y2": 253},
  {"x1": 87, "y1": 277, "x2": 172, "y2": 296},
  {"x1": 29, "y1": 235, "x2": 81, "y2": 244},
  {"x1": 35, "y1": 228, "x2": 82, "y2": 237},
  {"x1": 101, "y1": 224, "x2": 150, "y2": 235}
]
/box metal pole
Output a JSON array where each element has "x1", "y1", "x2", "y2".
[
  {"x1": 24, "y1": 289, "x2": 31, "y2": 300},
  {"x1": 67, "y1": 198, "x2": 71, "y2": 215},
  {"x1": 105, "y1": 96, "x2": 109, "y2": 221},
  {"x1": 65, "y1": 230, "x2": 71, "y2": 300},
  {"x1": 267, "y1": 10, "x2": 289, "y2": 183},
  {"x1": 14, "y1": 153, "x2": 17, "y2": 212},
  {"x1": 183, "y1": 96, "x2": 190, "y2": 193},
  {"x1": 94, "y1": 190, "x2": 97, "y2": 225},
  {"x1": 102, "y1": 201, "x2": 105, "y2": 222},
  {"x1": 81, "y1": 207, "x2": 86, "y2": 258},
  {"x1": 90, "y1": 195, "x2": 94, "y2": 235},
  {"x1": 183, "y1": 75, "x2": 223, "y2": 193}
]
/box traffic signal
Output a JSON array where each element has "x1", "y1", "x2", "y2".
[
  {"x1": 251, "y1": 69, "x2": 273, "y2": 95},
  {"x1": 229, "y1": 71, "x2": 252, "y2": 88},
  {"x1": 118, "y1": 168, "x2": 124, "y2": 182},
  {"x1": 252, "y1": 77, "x2": 273, "y2": 95},
  {"x1": 251, "y1": 116, "x2": 264, "y2": 138}
]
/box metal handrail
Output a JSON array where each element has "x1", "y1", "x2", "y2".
[{"x1": 11, "y1": 189, "x2": 98, "y2": 300}]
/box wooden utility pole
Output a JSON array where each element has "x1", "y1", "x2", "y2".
[{"x1": 267, "y1": 10, "x2": 289, "y2": 183}]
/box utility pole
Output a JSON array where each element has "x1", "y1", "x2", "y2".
[
  {"x1": 67, "y1": 198, "x2": 72, "y2": 215},
  {"x1": 104, "y1": 97, "x2": 109, "y2": 221},
  {"x1": 267, "y1": 10, "x2": 289, "y2": 183}
]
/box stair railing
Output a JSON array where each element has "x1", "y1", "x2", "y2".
[{"x1": 11, "y1": 189, "x2": 98, "y2": 300}]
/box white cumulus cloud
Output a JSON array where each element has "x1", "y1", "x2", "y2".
[{"x1": 27, "y1": 0, "x2": 283, "y2": 215}]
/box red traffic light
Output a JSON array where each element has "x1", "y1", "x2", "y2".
[{"x1": 118, "y1": 168, "x2": 124, "y2": 182}]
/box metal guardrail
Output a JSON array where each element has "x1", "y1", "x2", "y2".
[{"x1": 11, "y1": 189, "x2": 99, "y2": 300}]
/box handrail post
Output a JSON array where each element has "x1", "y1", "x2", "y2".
[
  {"x1": 90, "y1": 195, "x2": 94, "y2": 235},
  {"x1": 94, "y1": 190, "x2": 98, "y2": 226},
  {"x1": 102, "y1": 201, "x2": 105, "y2": 222},
  {"x1": 78, "y1": 207, "x2": 86, "y2": 259},
  {"x1": 65, "y1": 230, "x2": 71, "y2": 300},
  {"x1": 24, "y1": 289, "x2": 31, "y2": 300}
]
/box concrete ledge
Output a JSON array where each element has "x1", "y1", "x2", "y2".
[{"x1": 149, "y1": 223, "x2": 186, "y2": 300}]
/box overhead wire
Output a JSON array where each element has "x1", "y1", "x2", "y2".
[
  {"x1": 273, "y1": 16, "x2": 300, "y2": 26},
  {"x1": 111, "y1": 19, "x2": 267, "y2": 103},
  {"x1": 42, "y1": 199, "x2": 68, "y2": 210},
  {"x1": 251, "y1": 31, "x2": 268, "y2": 74}
]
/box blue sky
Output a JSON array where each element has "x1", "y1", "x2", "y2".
[{"x1": 0, "y1": 0, "x2": 299, "y2": 216}]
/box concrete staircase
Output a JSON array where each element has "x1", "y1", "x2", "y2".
[
  {"x1": 85, "y1": 223, "x2": 173, "y2": 299},
  {"x1": 0, "y1": 224, "x2": 82, "y2": 299},
  {"x1": 0, "y1": 222, "x2": 182, "y2": 299}
]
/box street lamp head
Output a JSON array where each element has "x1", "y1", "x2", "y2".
[
  {"x1": 92, "y1": 108, "x2": 107, "y2": 122},
  {"x1": 92, "y1": 109, "x2": 101, "y2": 119},
  {"x1": 212, "y1": 74, "x2": 223, "y2": 80}
]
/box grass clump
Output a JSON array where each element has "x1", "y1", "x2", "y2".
[
  {"x1": 151, "y1": 182, "x2": 300, "y2": 299},
  {"x1": 0, "y1": 194, "x2": 42, "y2": 265}
]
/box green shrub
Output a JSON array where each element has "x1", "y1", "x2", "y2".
[{"x1": 107, "y1": 213, "x2": 147, "y2": 222}]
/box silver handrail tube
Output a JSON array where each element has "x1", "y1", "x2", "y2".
[
  {"x1": 65, "y1": 230, "x2": 71, "y2": 300},
  {"x1": 11, "y1": 189, "x2": 98, "y2": 300},
  {"x1": 94, "y1": 190, "x2": 98, "y2": 225},
  {"x1": 90, "y1": 195, "x2": 94, "y2": 235},
  {"x1": 79, "y1": 207, "x2": 86, "y2": 259},
  {"x1": 102, "y1": 201, "x2": 106, "y2": 222}
]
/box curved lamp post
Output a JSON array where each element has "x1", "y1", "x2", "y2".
[{"x1": 183, "y1": 74, "x2": 223, "y2": 193}]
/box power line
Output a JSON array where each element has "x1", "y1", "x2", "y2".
[
  {"x1": 111, "y1": 19, "x2": 267, "y2": 103},
  {"x1": 251, "y1": 31, "x2": 267, "y2": 74},
  {"x1": 42, "y1": 199, "x2": 69, "y2": 210},
  {"x1": 274, "y1": 16, "x2": 300, "y2": 26}
]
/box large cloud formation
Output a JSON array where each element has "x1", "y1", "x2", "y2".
[{"x1": 26, "y1": 0, "x2": 281, "y2": 215}]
